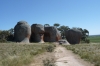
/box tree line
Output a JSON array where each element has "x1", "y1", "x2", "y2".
[{"x1": 0, "y1": 23, "x2": 90, "y2": 43}]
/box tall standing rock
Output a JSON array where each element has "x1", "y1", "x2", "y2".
[
  {"x1": 44, "y1": 26, "x2": 61, "y2": 42},
  {"x1": 30, "y1": 24, "x2": 44, "y2": 43},
  {"x1": 14, "y1": 21, "x2": 31, "y2": 43},
  {"x1": 65, "y1": 29, "x2": 82, "y2": 44}
]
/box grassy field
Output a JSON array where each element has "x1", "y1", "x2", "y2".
[
  {"x1": 89, "y1": 36, "x2": 100, "y2": 43},
  {"x1": 0, "y1": 43, "x2": 55, "y2": 66},
  {"x1": 64, "y1": 44, "x2": 100, "y2": 66}
]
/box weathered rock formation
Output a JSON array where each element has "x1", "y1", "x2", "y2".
[
  {"x1": 14, "y1": 21, "x2": 31, "y2": 43},
  {"x1": 65, "y1": 29, "x2": 82, "y2": 44},
  {"x1": 30, "y1": 24, "x2": 44, "y2": 43},
  {"x1": 44, "y1": 26, "x2": 61, "y2": 42}
]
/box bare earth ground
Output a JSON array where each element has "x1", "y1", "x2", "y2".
[
  {"x1": 54, "y1": 45, "x2": 94, "y2": 66},
  {"x1": 28, "y1": 44, "x2": 94, "y2": 66}
]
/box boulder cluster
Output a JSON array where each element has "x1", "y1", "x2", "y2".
[
  {"x1": 14, "y1": 21, "x2": 82, "y2": 44},
  {"x1": 14, "y1": 21, "x2": 61, "y2": 43}
]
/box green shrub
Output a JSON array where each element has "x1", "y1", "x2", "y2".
[
  {"x1": 0, "y1": 30, "x2": 14, "y2": 42},
  {"x1": 46, "y1": 45, "x2": 55, "y2": 52},
  {"x1": 85, "y1": 39, "x2": 90, "y2": 43},
  {"x1": 43, "y1": 58, "x2": 55, "y2": 66}
]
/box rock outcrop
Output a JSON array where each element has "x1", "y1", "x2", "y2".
[
  {"x1": 65, "y1": 29, "x2": 82, "y2": 44},
  {"x1": 14, "y1": 21, "x2": 31, "y2": 43},
  {"x1": 44, "y1": 26, "x2": 61, "y2": 42},
  {"x1": 30, "y1": 24, "x2": 44, "y2": 43}
]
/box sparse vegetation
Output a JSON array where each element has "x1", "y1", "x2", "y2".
[
  {"x1": 43, "y1": 58, "x2": 56, "y2": 66},
  {"x1": 0, "y1": 43, "x2": 55, "y2": 66},
  {"x1": 46, "y1": 45, "x2": 55, "y2": 52},
  {"x1": 64, "y1": 44, "x2": 100, "y2": 66}
]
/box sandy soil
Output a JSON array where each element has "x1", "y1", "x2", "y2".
[{"x1": 54, "y1": 45, "x2": 94, "y2": 66}]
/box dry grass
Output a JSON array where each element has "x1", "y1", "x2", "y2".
[
  {"x1": 64, "y1": 43, "x2": 100, "y2": 66},
  {"x1": 0, "y1": 43, "x2": 55, "y2": 66}
]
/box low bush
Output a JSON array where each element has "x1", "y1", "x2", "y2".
[
  {"x1": 43, "y1": 58, "x2": 55, "y2": 66},
  {"x1": 46, "y1": 45, "x2": 55, "y2": 52}
]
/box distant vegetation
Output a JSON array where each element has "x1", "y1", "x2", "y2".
[
  {"x1": 0, "y1": 43, "x2": 55, "y2": 66},
  {"x1": 89, "y1": 35, "x2": 100, "y2": 43},
  {"x1": 64, "y1": 44, "x2": 100, "y2": 66},
  {"x1": 0, "y1": 28, "x2": 14, "y2": 42}
]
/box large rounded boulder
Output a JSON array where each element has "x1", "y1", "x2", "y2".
[
  {"x1": 30, "y1": 24, "x2": 44, "y2": 43},
  {"x1": 14, "y1": 21, "x2": 31, "y2": 43},
  {"x1": 65, "y1": 29, "x2": 82, "y2": 44},
  {"x1": 44, "y1": 26, "x2": 61, "y2": 42}
]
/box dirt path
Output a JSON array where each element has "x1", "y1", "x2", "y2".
[
  {"x1": 28, "y1": 44, "x2": 94, "y2": 66},
  {"x1": 54, "y1": 46, "x2": 94, "y2": 66}
]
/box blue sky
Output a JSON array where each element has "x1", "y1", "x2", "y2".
[{"x1": 0, "y1": 0, "x2": 100, "y2": 35}]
